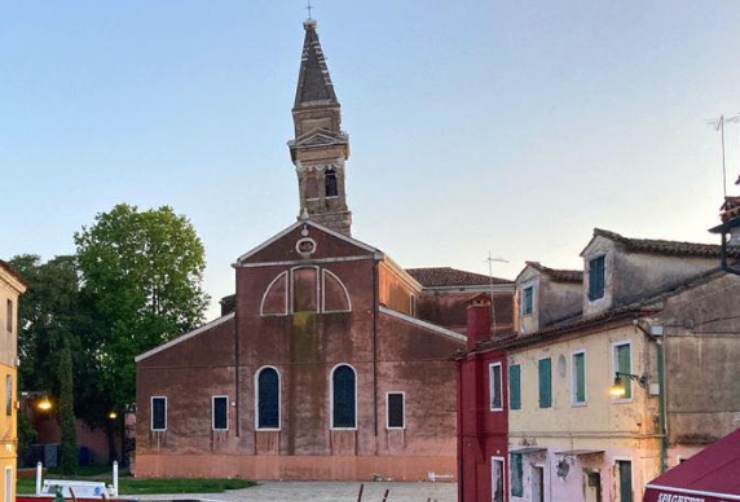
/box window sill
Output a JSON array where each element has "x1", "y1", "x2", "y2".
[
  {"x1": 386, "y1": 426, "x2": 406, "y2": 431},
  {"x1": 330, "y1": 427, "x2": 358, "y2": 431},
  {"x1": 571, "y1": 402, "x2": 587, "y2": 408},
  {"x1": 151, "y1": 429, "x2": 166, "y2": 433},
  {"x1": 611, "y1": 398, "x2": 634, "y2": 404},
  {"x1": 256, "y1": 427, "x2": 281, "y2": 432},
  {"x1": 212, "y1": 428, "x2": 229, "y2": 432},
  {"x1": 490, "y1": 407, "x2": 504, "y2": 412}
]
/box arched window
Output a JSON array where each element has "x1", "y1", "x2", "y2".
[
  {"x1": 260, "y1": 272, "x2": 288, "y2": 316},
  {"x1": 322, "y1": 270, "x2": 351, "y2": 312},
  {"x1": 331, "y1": 364, "x2": 357, "y2": 429},
  {"x1": 255, "y1": 367, "x2": 280, "y2": 430},
  {"x1": 325, "y1": 168, "x2": 338, "y2": 197}
]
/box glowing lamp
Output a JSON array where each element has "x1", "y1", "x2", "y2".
[
  {"x1": 37, "y1": 398, "x2": 53, "y2": 412},
  {"x1": 108, "y1": 411, "x2": 118, "y2": 420},
  {"x1": 609, "y1": 376, "x2": 627, "y2": 398}
]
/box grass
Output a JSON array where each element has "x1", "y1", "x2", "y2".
[{"x1": 17, "y1": 468, "x2": 254, "y2": 495}]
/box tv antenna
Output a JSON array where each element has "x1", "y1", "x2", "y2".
[
  {"x1": 707, "y1": 114, "x2": 740, "y2": 197},
  {"x1": 484, "y1": 250, "x2": 509, "y2": 335}
]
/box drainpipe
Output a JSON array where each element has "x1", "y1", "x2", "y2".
[{"x1": 657, "y1": 337, "x2": 667, "y2": 473}]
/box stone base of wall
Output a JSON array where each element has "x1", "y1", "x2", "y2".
[{"x1": 134, "y1": 454, "x2": 457, "y2": 482}]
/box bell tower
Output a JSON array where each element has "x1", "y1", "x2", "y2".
[{"x1": 288, "y1": 19, "x2": 352, "y2": 236}]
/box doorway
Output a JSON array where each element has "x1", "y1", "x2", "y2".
[
  {"x1": 4, "y1": 467, "x2": 11, "y2": 502},
  {"x1": 532, "y1": 465, "x2": 545, "y2": 502},
  {"x1": 617, "y1": 460, "x2": 633, "y2": 502},
  {"x1": 491, "y1": 457, "x2": 504, "y2": 502},
  {"x1": 584, "y1": 470, "x2": 602, "y2": 502}
]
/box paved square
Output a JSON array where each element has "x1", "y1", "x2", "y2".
[{"x1": 137, "y1": 481, "x2": 456, "y2": 502}]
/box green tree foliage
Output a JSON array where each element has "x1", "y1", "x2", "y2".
[
  {"x1": 10, "y1": 255, "x2": 82, "y2": 394},
  {"x1": 74, "y1": 203, "x2": 209, "y2": 414},
  {"x1": 58, "y1": 340, "x2": 78, "y2": 475}
]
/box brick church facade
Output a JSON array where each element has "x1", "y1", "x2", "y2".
[{"x1": 134, "y1": 20, "x2": 513, "y2": 481}]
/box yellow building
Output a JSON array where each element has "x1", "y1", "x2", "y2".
[
  {"x1": 0, "y1": 260, "x2": 26, "y2": 502},
  {"x1": 494, "y1": 229, "x2": 740, "y2": 502}
]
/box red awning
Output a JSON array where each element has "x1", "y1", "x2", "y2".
[{"x1": 643, "y1": 428, "x2": 740, "y2": 502}]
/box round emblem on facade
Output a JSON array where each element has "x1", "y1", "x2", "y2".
[{"x1": 296, "y1": 237, "x2": 317, "y2": 257}]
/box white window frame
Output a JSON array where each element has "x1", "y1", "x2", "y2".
[
  {"x1": 290, "y1": 265, "x2": 321, "y2": 314},
  {"x1": 321, "y1": 269, "x2": 352, "y2": 313},
  {"x1": 254, "y1": 365, "x2": 281, "y2": 431},
  {"x1": 259, "y1": 271, "x2": 289, "y2": 317},
  {"x1": 490, "y1": 456, "x2": 506, "y2": 502},
  {"x1": 571, "y1": 349, "x2": 587, "y2": 406},
  {"x1": 489, "y1": 362, "x2": 503, "y2": 412},
  {"x1": 611, "y1": 339, "x2": 633, "y2": 403},
  {"x1": 211, "y1": 395, "x2": 229, "y2": 432},
  {"x1": 329, "y1": 363, "x2": 358, "y2": 431},
  {"x1": 385, "y1": 391, "x2": 406, "y2": 430},
  {"x1": 508, "y1": 363, "x2": 521, "y2": 411},
  {"x1": 150, "y1": 396, "x2": 167, "y2": 432}
]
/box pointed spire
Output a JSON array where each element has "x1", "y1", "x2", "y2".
[{"x1": 294, "y1": 20, "x2": 338, "y2": 107}]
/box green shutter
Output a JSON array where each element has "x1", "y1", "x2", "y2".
[
  {"x1": 618, "y1": 460, "x2": 633, "y2": 502},
  {"x1": 538, "y1": 358, "x2": 552, "y2": 408},
  {"x1": 510, "y1": 453, "x2": 523, "y2": 497},
  {"x1": 617, "y1": 344, "x2": 632, "y2": 399},
  {"x1": 574, "y1": 353, "x2": 586, "y2": 403},
  {"x1": 509, "y1": 365, "x2": 521, "y2": 410}
]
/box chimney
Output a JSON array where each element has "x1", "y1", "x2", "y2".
[{"x1": 466, "y1": 293, "x2": 492, "y2": 351}]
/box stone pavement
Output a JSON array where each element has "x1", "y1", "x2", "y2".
[{"x1": 136, "y1": 481, "x2": 456, "y2": 502}]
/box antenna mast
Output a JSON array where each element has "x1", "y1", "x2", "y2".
[
  {"x1": 708, "y1": 114, "x2": 740, "y2": 197},
  {"x1": 484, "y1": 251, "x2": 509, "y2": 336}
]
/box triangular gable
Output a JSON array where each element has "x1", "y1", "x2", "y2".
[
  {"x1": 291, "y1": 129, "x2": 348, "y2": 149},
  {"x1": 235, "y1": 219, "x2": 381, "y2": 265}
]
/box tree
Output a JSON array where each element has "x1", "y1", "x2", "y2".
[
  {"x1": 74, "y1": 204, "x2": 209, "y2": 460},
  {"x1": 57, "y1": 339, "x2": 77, "y2": 475}
]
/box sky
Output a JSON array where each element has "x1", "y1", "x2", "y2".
[{"x1": 2, "y1": 1, "x2": 740, "y2": 319}]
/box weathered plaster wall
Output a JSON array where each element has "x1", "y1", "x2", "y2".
[{"x1": 655, "y1": 273, "x2": 740, "y2": 446}]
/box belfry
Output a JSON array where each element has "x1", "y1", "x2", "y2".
[{"x1": 289, "y1": 19, "x2": 352, "y2": 236}]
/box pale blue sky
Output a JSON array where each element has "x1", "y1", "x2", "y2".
[{"x1": 3, "y1": 1, "x2": 740, "y2": 318}]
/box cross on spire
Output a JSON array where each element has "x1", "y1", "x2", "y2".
[{"x1": 306, "y1": 0, "x2": 313, "y2": 20}]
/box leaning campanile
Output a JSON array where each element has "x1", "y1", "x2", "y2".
[{"x1": 288, "y1": 19, "x2": 352, "y2": 236}]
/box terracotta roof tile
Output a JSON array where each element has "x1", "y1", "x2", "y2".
[
  {"x1": 594, "y1": 228, "x2": 740, "y2": 258},
  {"x1": 525, "y1": 262, "x2": 583, "y2": 283},
  {"x1": 406, "y1": 267, "x2": 512, "y2": 287}
]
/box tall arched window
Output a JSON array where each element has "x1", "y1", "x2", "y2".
[
  {"x1": 325, "y1": 168, "x2": 338, "y2": 197},
  {"x1": 331, "y1": 364, "x2": 357, "y2": 429},
  {"x1": 255, "y1": 367, "x2": 280, "y2": 430}
]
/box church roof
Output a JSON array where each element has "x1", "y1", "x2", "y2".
[
  {"x1": 406, "y1": 267, "x2": 512, "y2": 288},
  {"x1": 294, "y1": 20, "x2": 338, "y2": 107}
]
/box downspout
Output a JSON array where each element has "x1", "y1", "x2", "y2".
[
  {"x1": 372, "y1": 258, "x2": 379, "y2": 439},
  {"x1": 234, "y1": 272, "x2": 241, "y2": 437},
  {"x1": 657, "y1": 338, "x2": 667, "y2": 472},
  {"x1": 456, "y1": 358, "x2": 464, "y2": 502}
]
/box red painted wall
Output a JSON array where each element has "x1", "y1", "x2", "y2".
[{"x1": 457, "y1": 296, "x2": 509, "y2": 501}]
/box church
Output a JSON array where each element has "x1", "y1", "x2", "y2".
[{"x1": 134, "y1": 19, "x2": 514, "y2": 481}]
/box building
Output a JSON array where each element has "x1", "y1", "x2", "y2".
[
  {"x1": 134, "y1": 19, "x2": 514, "y2": 481},
  {"x1": 455, "y1": 294, "x2": 511, "y2": 502},
  {"x1": 459, "y1": 228, "x2": 740, "y2": 502},
  {"x1": 0, "y1": 260, "x2": 27, "y2": 502}
]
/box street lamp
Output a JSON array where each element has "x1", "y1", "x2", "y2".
[
  {"x1": 108, "y1": 411, "x2": 118, "y2": 420},
  {"x1": 36, "y1": 397, "x2": 53, "y2": 412},
  {"x1": 609, "y1": 372, "x2": 647, "y2": 398}
]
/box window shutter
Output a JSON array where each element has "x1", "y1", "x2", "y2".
[
  {"x1": 509, "y1": 365, "x2": 521, "y2": 410},
  {"x1": 538, "y1": 358, "x2": 552, "y2": 408},
  {"x1": 511, "y1": 453, "x2": 524, "y2": 497},
  {"x1": 617, "y1": 344, "x2": 632, "y2": 399},
  {"x1": 574, "y1": 353, "x2": 586, "y2": 403}
]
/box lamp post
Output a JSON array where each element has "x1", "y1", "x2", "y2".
[{"x1": 608, "y1": 372, "x2": 647, "y2": 398}]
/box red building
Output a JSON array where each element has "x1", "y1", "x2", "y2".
[{"x1": 456, "y1": 294, "x2": 511, "y2": 502}]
